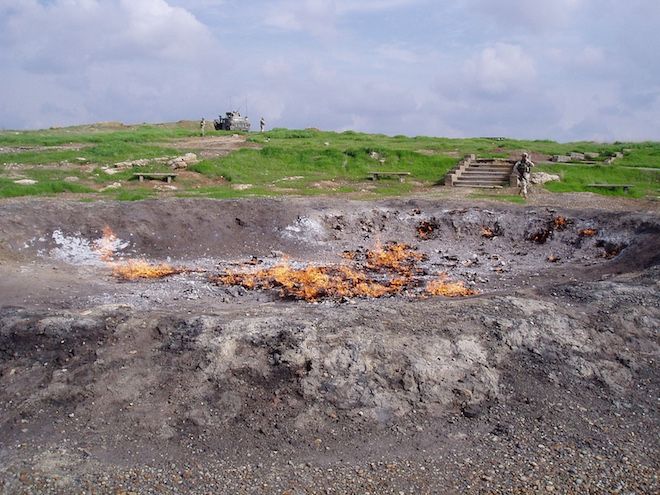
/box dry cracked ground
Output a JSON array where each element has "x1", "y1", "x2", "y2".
[{"x1": 0, "y1": 196, "x2": 658, "y2": 494}]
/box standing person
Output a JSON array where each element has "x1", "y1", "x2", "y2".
[
  {"x1": 260, "y1": 117, "x2": 266, "y2": 133},
  {"x1": 200, "y1": 118, "x2": 206, "y2": 137},
  {"x1": 515, "y1": 152, "x2": 534, "y2": 199}
]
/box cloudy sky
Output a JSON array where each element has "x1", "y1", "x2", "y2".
[{"x1": 1, "y1": 0, "x2": 658, "y2": 141}]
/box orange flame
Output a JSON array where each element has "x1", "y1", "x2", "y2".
[
  {"x1": 481, "y1": 227, "x2": 495, "y2": 238},
  {"x1": 96, "y1": 226, "x2": 118, "y2": 261},
  {"x1": 365, "y1": 242, "x2": 425, "y2": 275},
  {"x1": 417, "y1": 221, "x2": 436, "y2": 239},
  {"x1": 112, "y1": 259, "x2": 186, "y2": 281},
  {"x1": 579, "y1": 228, "x2": 598, "y2": 237},
  {"x1": 340, "y1": 250, "x2": 357, "y2": 260},
  {"x1": 552, "y1": 216, "x2": 569, "y2": 230},
  {"x1": 529, "y1": 229, "x2": 552, "y2": 244},
  {"x1": 212, "y1": 261, "x2": 399, "y2": 301},
  {"x1": 212, "y1": 242, "x2": 474, "y2": 302},
  {"x1": 529, "y1": 216, "x2": 570, "y2": 244},
  {"x1": 426, "y1": 275, "x2": 478, "y2": 297}
]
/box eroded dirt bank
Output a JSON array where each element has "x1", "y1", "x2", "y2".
[{"x1": 0, "y1": 198, "x2": 658, "y2": 494}]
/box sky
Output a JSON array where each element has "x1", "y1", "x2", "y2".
[{"x1": 0, "y1": 0, "x2": 659, "y2": 141}]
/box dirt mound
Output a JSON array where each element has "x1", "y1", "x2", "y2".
[{"x1": 0, "y1": 197, "x2": 658, "y2": 493}]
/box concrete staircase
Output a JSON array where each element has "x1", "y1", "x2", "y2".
[{"x1": 445, "y1": 155, "x2": 516, "y2": 188}]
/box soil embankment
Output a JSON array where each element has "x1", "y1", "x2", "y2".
[{"x1": 0, "y1": 197, "x2": 658, "y2": 493}]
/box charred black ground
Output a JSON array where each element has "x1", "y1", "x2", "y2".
[{"x1": 0, "y1": 197, "x2": 658, "y2": 494}]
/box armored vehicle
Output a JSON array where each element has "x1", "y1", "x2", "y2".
[{"x1": 214, "y1": 111, "x2": 251, "y2": 131}]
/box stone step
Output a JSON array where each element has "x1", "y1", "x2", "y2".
[
  {"x1": 466, "y1": 171, "x2": 512, "y2": 176},
  {"x1": 453, "y1": 183, "x2": 505, "y2": 188},
  {"x1": 461, "y1": 171, "x2": 511, "y2": 177},
  {"x1": 461, "y1": 170, "x2": 511, "y2": 176},
  {"x1": 455, "y1": 177, "x2": 509, "y2": 181},
  {"x1": 454, "y1": 179, "x2": 510, "y2": 186},
  {"x1": 460, "y1": 177, "x2": 510, "y2": 182},
  {"x1": 445, "y1": 157, "x2": 514, "y2": 188}
]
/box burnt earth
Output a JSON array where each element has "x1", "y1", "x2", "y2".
[{"x1": 0, "y1": 197, "x2": 658, "y2": 494}]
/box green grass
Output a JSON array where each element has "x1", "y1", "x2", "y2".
[
  {"x1": 0, "y1": 143, "x2": 181, "y2": 167},
  {"x1": 615, "y1": 143, "x2": 660, "y2": 169},
  {"x1": 0, "y1": 177, "x2": 93, "y2": 198},
  {"x1": 111, "y1": 189, "x2": 156, "y2": 201},
  {"x1": 187, "y1": 160, "x2": 232, "y2": 180},
  {"x1": 193, "y1": 141, "x2": 455, "y2": 192},
  {"x1": 536, "y1": 163, "x2": 660, "y2": 198},
  {"x1": 0, "y1": 124, "x2": 199, "y2": 147},
  {"x1": 0, "y1": 124, "x2": 195, "y2": 168},
  {"x1": 1, "y1": 122, "x2": 659, "y2": 200},
  {"x1": 91, "y1": 164, "x2": 175, "y2": 183},
  {"x1": 21, "y1": 168, "x2": 90, "y2": 183},
  {"x1": 0, "y1": 149, "x2": 81, "y2": 165},
  {"x1": 249, "y1": 129, "x2": 630, "y2": 159}
]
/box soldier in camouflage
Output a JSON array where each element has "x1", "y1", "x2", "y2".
[{"x1": 515, "y1": 152, "x2": 534, "y2": 199}]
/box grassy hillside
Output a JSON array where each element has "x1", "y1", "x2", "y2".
[{"x1": 0, "y1": 123, "x2": 658, "y2": 200}]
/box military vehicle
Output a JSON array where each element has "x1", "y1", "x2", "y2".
[{"x1": 213, "y1": 111, "x2": 251, "y2": 131}]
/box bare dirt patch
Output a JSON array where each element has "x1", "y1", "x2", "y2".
[
  {"x1": 0, "y1": 196, "x2": 658, "y2": 493},
  {"x1": 163, "y1": 134, "x2": 260, "y2": 159}
]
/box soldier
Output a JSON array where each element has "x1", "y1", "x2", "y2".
[
  {"x1": 260, "y1": 117, "x2": 266, "y2": 133},
  {"x1": 515, "y1": 152, "x2": 534, "y2": 199},
  {"x1": 200, "y1": 118, "x2": 206, "y2": 137}
]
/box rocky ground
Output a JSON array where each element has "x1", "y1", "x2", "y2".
[{"x1": 0, "y1": 196, "x2": 658, "y2": 494}]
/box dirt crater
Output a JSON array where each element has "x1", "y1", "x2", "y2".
[{"x1": 0, "y1": 197, "x2": 658, "y2": 493}]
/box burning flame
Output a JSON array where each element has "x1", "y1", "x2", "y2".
[
  {"x1": 94, "y1": 226, "x2": 119, "y2": 261},
  {"x1": 481, "y1": 227, "x2": 495, "y2": 239},
  {"x1": 579, "y1": 228, "x2": 598, "y2": 237},
  {"x1": 213, "y1": 242, "x2": 474, "y2": 302},
  {"x1": 90, "y1": 226, "x2": 203, "y2": 282},
  {"x1": 365, "y1": 242, "x2": 426, "y2": 275},
  {"x1": 529, "y1": 215, "x2": 572, "y2": 244},
  {"x1": 552, "y1": 216, "x2": 569, "y2": 230},
  {"x1": 426, "y1": 275, "x2": 478, "y2": 297},
  {"x1": 213, "y1": 262, "x2": 399, "y2": 301},
  {"x1": 112, "y1": 259, "x2": 186, "y2": 281},
  {"x1": 529, "y1": 230, "x2": 551, "y2": 244},
  {"x1": 340, "y1": 250, "x2": 357, "y2": 260},
  {"x1": 417, "y1": 221, "x2": 437, "y2": 239}
]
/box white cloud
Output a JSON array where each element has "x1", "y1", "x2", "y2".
[
  {"x1": 262, "y1": 58, "x2": 294, "y2": 78},
  {"x1": 1, "y1": 0, "x2": 219, "y2": 77},
  {"x1": 118, "y1": 0, "x2": 215, "y2": 59},
  {"x1": 464, "y1": 0, "x2": 586, "y2": 30},
  {"x1": 0, "y1": 0, "x2": 228, "y2": 128},
  {"x1": 0, "y1": 0, "x2": 658, "y2": 140},
  {"x1": 262, "y1": 0, "x2": 426, "y2": 37},
  {"x1": 335, "y1": 0, "x2": 425, "y2": 14},
  {"x1": 263, "y1": 0, "x2": 339, "y2": 37},
  {"x1": 374, "y1": 44, "x2": 419, "y2": 64},
  {"x1": 578, "y1": 46, "x2": 605, "y2": 66},
  {"x1": 546, "y1": 45, "x2": 609, "y2": 78},
  {"x1": 463, "y1": 43, "x2": 536, "y2": 95}
]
